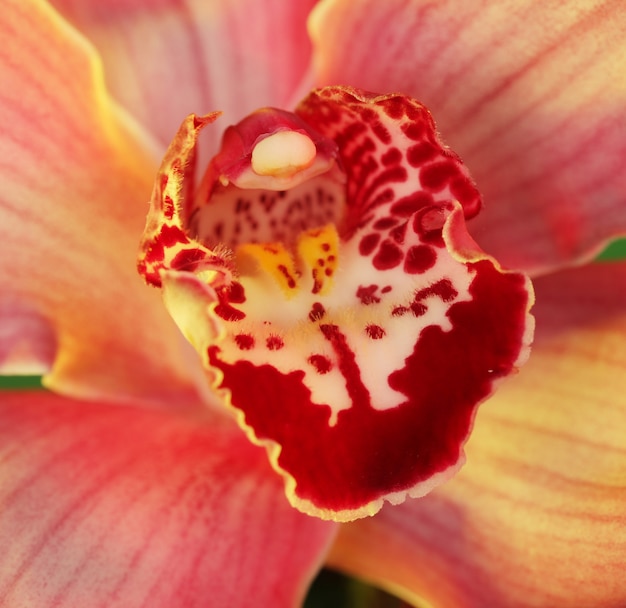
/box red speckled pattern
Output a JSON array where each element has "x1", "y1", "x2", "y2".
[{"x1": 138, "y1": 86, "x2": 533, "y2": 521}]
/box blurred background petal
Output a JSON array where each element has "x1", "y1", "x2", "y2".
[
  {"x1": 0, "y1": 0, "x2": 211, "y2": 408},
  {"x1": 310, "y1": 0, "x2": 626, "y2": 274},
  {"x1": 0, "y1": 391, "x2": 337, "y2": 607},
  {"x1": 50, "y1": 0, "x2": 320, "y2": 152}
]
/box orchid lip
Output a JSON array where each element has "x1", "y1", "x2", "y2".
[{"x1": 138, "y1": 86, "x2": 534, "y2": 521}]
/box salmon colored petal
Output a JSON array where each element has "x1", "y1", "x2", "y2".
[
  {"x1": 0, "y1": 0, "x2": 210, "y2": 408},
  {"x1": 310, "y1": 0, "x2": 626, "y2": 274},
  {"x1": 0, "y1": 391, "x2": 337, "y2": 607},
  {"x1": 326, "y1": 262, "x2": 626, "y2": 607},
  {"x1": 50, "y1": 0, "x2": 319, "y2": 150}
]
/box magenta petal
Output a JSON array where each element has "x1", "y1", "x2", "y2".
[{"x1": 0, "y1": 391, "x2": 337, "y2": 607}]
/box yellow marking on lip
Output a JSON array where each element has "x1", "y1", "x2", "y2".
[
  {"x1": 237, "y1": 242, "x2": 300, "y2": 296},
  {"x1": 297, "y1": 224, "x2": 339, "y2": 295}
]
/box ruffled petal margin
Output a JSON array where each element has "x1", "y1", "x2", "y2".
[
  {"x1": 326, "y1": 261, "x2": 626, "y2": 607},
  {"x1": 50, "y1": 0, "x2": 320, "y2": 149},
  {"x1": 0, "y1": 0, "x2": 210, "y2": 408},
  {"x1": 0, "y1": 391, "x2": 337, "y2": 607},
  {"x1": 309, "y1": 0, "x2": 626, "y2": 274}
]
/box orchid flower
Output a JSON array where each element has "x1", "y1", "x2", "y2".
[{"x1": 1, "y1": 1, "x2": 625, "y2": 608}]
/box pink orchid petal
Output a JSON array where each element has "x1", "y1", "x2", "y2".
[
  {"x1": 50, "y1": 0, "x2": 319, "y2": 150},
  {"x1": 309, "y1": 0, "x2": 626, "y2": 274},
  {"x1": 0, "y1": 0, "x2": 209, "y2": 407},
  {"x1": 138, "y1": 87, "x2": 533, "y2": 521},
  {"x1": 0, "y1": 391, "x2": 337, "y2": 607},
  {"x1": 326, "y1": 261, "x2": 626, "y2": 607}
]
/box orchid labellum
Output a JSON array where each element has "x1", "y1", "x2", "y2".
[{"x1": 138, "y1": 86, "x2": 533, "y2": 520}]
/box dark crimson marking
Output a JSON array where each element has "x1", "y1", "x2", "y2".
[
  {"x1": 392, "y1": 306, "x2": 409, "y2": 317},
  {"x1": 320, "y1": 324, "x2": 371, "y2": 407},
  {"x1": 381, "y1": 286, "x2": 392, "y2": 293},
  {"x1": 312, "y1": 269, "x2": 322, "y2": 294},
  {"x1": 373, "y1": 217, "x2": 397, "y2": 230},
  {"x1": 277, "y1": 265, "x2": 297, "y2": 289},
  {"x1": 381, "y1": 147, "x2": 402, "y2": 166},
  {"x1": 356, "y1": 285, "x2": 380, "y2": 305},
  {"x1": 317, "y1": 258, "x2": 326, "y2": 267},
  {"x1": 359, "y1": 233, "x2": 380, "y2": 256},
  {"x1": 410, "y1": 302, "x2": 427, "y2": 317},
  {"x1": 266, "y1": 335, "x2": 284, "y2": 350},
  {"x1": 450, "y1": 176, "x2": 481, "y2": 218},
  {"x1": 324, "y1": 268, "x2": 333, "y2": 277},
  {"x1": 390, "y1": 223, "x2": 408, "y2": 244},
  {"x1": 234, "y1": 334, "x2": 255, "y2": 350},
  {"x1": 163, "y1": 195, "x2": 175, "y2": 220},
  {"x1": 170, "y1": 248, "x2": 205, "y2": 270},
  {"x1": 420, "y1": 160, "x2": 459, "y2": 191},
  {"x1": 366, "y1": 324, "x2": 386, "y2": 339},
  {"x1": 308, "y1": 354, "x2": 333, "y2": 374},
  {"x1": 401, "y1": 121, "x2": 427, "y2": 140},
  {"x1": 406, "y1": 142, "x2": 438, "y2": 167},
  {"x1": 404, "y1": 245, "x2": 436, "y2": 274},
  {"x1": 226, "y1": 281, "x2": 246, "y2": 303},
  {"x1": 390, "y1": 192, "x2": 435, "y2": 217},
  {"x1": 207, "y1": 259, "x2": 530, "y2": 511},
  {"x1": 215, "y1": 303, "x2": 246, "y2": 322},
  {"x1": 309, "y1": 302, "x2": 326, "y2": 322},
  {"x1": 321, "y1": 243, "x2": 331, "y2": 252},
  {"x1": 415, "y1": 279, "x2": 458, "y2": 304},
  {"x1": 372, "y1": 240, "x2": 403, "y2": 270},
  {"x1": 381, "y1": 97, "x2": 406, "y2": 119}
]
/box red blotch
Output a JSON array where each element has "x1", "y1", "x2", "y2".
[
  {"x1": 373, "y1": 217, "x2": 398, "y2": 230},
  {"x1": 404, "y1": 245, "x2": 436, "y2": 274},
  {"x1": 366, "y1": 324, "x2": 386, "y2": 339},
  {"x1": 381, "y1": 147, "x2": 402, "y2": 166},
  {"x1": 406, "y1": 142, "x2": 438, "y2": 167},
  {"x1": 266, "y1": 335, "x2": 284, "y2": 351},
  {"x1": 215, "y1": 303, "x2": 245, "y2": 322},
  {"x1": 373, "y1": 240, "x2": 403, "y2": 270},
  {"x1": 450, "y1": 176, "x2": 482, "y2": 218},
  {"x1": 235, "y1": 334, "x2": 255, "y2": 350},
  {"x1": 359, "y1": 232, "x2": 380, "y2": 256},
  {"x1": 415, "y1": 279, "x2": 458, "y2": 304},
  {"x1": 226, "y1": 281, "x2": 246, "y2": 303},
  {"x1": 309, "y1": 302, "x2": 326, "y2": 322},
  {"x1": 420, "y1": 160, "x2": 459, "y2": 191},
  {"x1": 207, "y1": 260, "x2": 530, "y2": 512},
  {"x1": 171, "y1": 248, "x2": 205, "y2": 270},
  {"x1": 158, "y1": 224, "x2": 188, "y2": 246},
  {"x1": 390, "y1": 192, "x2": 434, "y2": 217},
  {"x1": 308, "y1": 354, "x2": 333, "y2": 374},
  {"x1": 410, "y1": 302, "x2": 427, "y2": 317},
  {"x1": 356, "y1": 285, "x2": 380, "y2": 305},
  {"x1": 278, "y1": 265, "x2": 297, "y2": 289}
]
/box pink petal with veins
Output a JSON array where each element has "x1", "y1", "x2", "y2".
[
  {"x1": 138, "y1": 86, "x2": 534, "y2": 521},
  {"x1": 0, "y1": 0, "x2": 209, "y2": 409},
  {"x1": 327, "y1": 261, "x2": 626, "y2": 607},
  {"x1": 310, "y1": 0, "x2": 626, "y2": 274},
  {"x1": 50, "y1": 0, "x2": 319, "y2": 149},
  {"x1": 0, "y1": 391, "x2": 337, "y2": 607}
]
